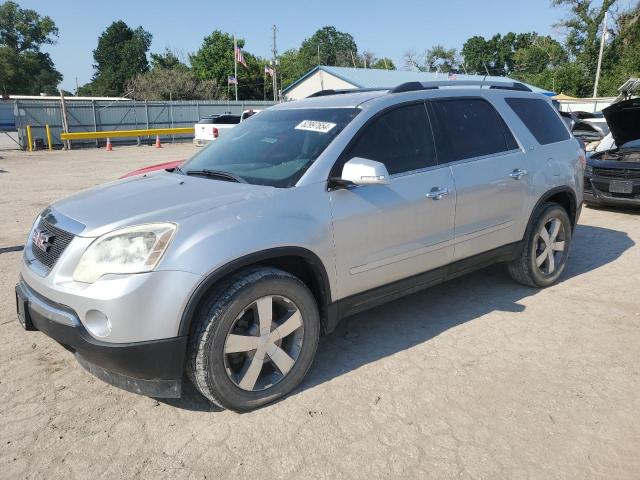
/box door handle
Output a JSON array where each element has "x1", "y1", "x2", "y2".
[
  {"x1": 426, "y1": 187, "x2": 449, "y2": 200},
  {"x1": 509, "y1": 169, "x2": 528, "y2": 180}
]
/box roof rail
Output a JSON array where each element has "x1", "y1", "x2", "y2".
[
  {"x1": 389, "y1": 80, "x2": 532, "y2": 94},
  {"x1": 307, "y1": 88, "x2": 388, "y2": 98}
]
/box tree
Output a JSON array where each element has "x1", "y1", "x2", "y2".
[
  {"x1": 0, "y1": 1, "x2": 61, "y2": 94},
  {"x1": 370, "y1": 57, "x2": 395, "y2": 70},
  {"x1": 150, "y1": 48, "x2": 188, "y2": 71},
  {"x1": 79, "y1": 21, "x2": 152, "y2": 96},
  {"x1": 404, "y1": 45, "x2": 459, "y2": 72},
  {"x1": 425, "y1": 45, "x2": 459, "y2": 72},
  {"x1": 598, "y1": 3, "x2": 640, "y2": 95},
  {"x1": 297, "y1": 26, "x2": 358, "y2": 70},
  {"x1": 190, "y1": 30, "x2": 267, "y2": 100},
  {"x1": 277, "y1": 48, "x2": 308, "y2": 91},
  {"x1": 359, "y1": 51, "x2": 395, "y2": 69},
  {"x1": 552, "y1": 0, "x2": 618, "y2": 95},
  {"x1": 126, "y1": 68, "x2": 220, "y2": 100},
  {"x1": 127, "y1": 47, "x2": 219, "y2": 100}
]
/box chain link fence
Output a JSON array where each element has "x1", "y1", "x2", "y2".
[{"x1": 9, "y1": 99, "x2": 277, "y2": 149}]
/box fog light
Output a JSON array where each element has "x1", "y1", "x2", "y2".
[{"x1": 84, "y1": 310, "x2": 111, "y2": 337}]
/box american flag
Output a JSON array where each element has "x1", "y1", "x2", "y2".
[
  {"x1": 264, "y1": 65, "x2": 275, "y2": 77},
  {"x1": 235, "y1": 47, "x2": 248, "y2": 68},
  {"x1": 228, "y1": 76, "x2": 238, "y2": 85}
]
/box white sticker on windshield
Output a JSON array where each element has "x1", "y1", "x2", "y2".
[{"x1": 295, "y1": 120, "x2": 337, "y2": 133}]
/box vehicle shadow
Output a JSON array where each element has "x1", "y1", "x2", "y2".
[
  {"x1": 585, "y1": 203, "x2": 640, "y2": 216},
  {"x1": 163, "y1": 224, "x2": 634, "y2": 412}
]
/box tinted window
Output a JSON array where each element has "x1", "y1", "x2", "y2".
[
  {"x1": 506, "y1": 97, "x2": 570, "y2": 145},
  {"x1": 431, "y1": 98, "x2": 518, "y2": 162},
  {"x1": 346, "y1": 103, "x2": 436, "y2": 175},
  {"x1": 214, "y1": 115, "x2": 241, "y2": 125}
]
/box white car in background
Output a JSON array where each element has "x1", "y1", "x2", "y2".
[{"x1": 193, "y1": 110, "x2": 261, "y2": 146}]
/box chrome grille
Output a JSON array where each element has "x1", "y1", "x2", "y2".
[{"x1": 30, "y1": 216, "x2": 75, "y2": 270}]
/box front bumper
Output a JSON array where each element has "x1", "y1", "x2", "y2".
[
  {"x1": 16, "y1": 279, "x2": 187, "y2": 397},
  {"x1": 584, "y1": 174, "x2": 640, "y2": 207}
]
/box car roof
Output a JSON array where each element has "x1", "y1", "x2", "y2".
[{"x1": 271, "y1": 83, "x2": 548, "y2": 112}]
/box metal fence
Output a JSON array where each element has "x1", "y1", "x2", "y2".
[{"x1": 11, "y1": 99, "x2": 278, "y2": 149}]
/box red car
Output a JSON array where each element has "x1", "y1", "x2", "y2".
[{"x1": 120, "y1": 160, "x2": 184, "y2": 179}]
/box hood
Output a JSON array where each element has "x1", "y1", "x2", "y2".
[
  {"x1": 602, "y1": 98, "x2": 640, "y2": 148},
  {"x1": 52, "y1": 171, "x2": 278, "y2": 236}
]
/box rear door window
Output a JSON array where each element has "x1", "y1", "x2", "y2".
[
  {"x1": 505, "y1": 97, "x2": 570, "y2": 145},
  {"x1": 431, "y1": 98, "x2": 518, "y2": 163},
  {"x1": 345, "y1": 103, "x2": 437, "y2": 175}
]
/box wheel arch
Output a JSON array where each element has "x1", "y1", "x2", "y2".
[
  {"x1": 178, "y1": 247, "x2": 334, "y2": 337},
  {"x1": 529, "y1": 186, "x2": 578, "y2": 231}
]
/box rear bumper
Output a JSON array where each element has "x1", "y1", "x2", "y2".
[{"x1": 16, "y1": 280, "x2": 186, "y2": 398}]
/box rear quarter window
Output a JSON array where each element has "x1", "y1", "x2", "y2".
[{"x1": 506, "y1": 97, "x2": 570, "y2": 145}]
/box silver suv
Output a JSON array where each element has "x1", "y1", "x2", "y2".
[{"x1": 16, "y1": 80, "x2": 584, "y2": 411}]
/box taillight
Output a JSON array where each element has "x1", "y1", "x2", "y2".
[{"x1": 213, "y1": 127, "x2": 219, "y2": 139}]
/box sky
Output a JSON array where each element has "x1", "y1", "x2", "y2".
[{"x1": 15, "y1": 0, "x2": 583, "y2": 92}]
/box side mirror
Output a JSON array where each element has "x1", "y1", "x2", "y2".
[{"x1": 340, "y1": 157, "x2": 390, "y2": 186}]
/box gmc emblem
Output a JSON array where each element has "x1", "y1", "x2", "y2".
[{"x1": 33, "y1": 230, "x2": 54, "y2": 253}]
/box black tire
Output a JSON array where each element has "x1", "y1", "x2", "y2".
[
  {"x1": 186, "y1": 267, "x2": 320, "y2": 412},
  {"x1": 508, "y1": 202, "x2": 572, "y2": 288}
]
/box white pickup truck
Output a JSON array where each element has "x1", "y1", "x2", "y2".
[{"x1": 193, "y1": 110, "x2": 261, "y2": 146}]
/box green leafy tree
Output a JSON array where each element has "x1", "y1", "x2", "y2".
[
  {"x1": 297, "y1": 26, "x2": 358, "y2": 70},
  {"x1": 594, "y1": 4, "x2": 640, "y2": 95},
  {"x1": 552, "y1": 0, "x2": 618, "y2": 96},
  {"x1": 150, "y1": 48, "x2": 188, "y2": 71},
  {"x1": 277, "y1": 48, "x2": 308, "y2": 91},
  {"x1": 79, "y1": 21, "x2": 152, "y2": 96},
  {"x1": 0, "y1": 1, "x2": 61, "y2": 94},
  {"x1": 190, "y1": 30, "x2": 267, "y2": 100},
  {"x1": 370, "y1": 57, "x2": 395, "y2": 70},
  {"x1": 425, "y1": 45, "x2": 459, "y2": 72},
  {"x1": 359, "y1": 51, "x2": 395, "y2": 69},
  {"x1": 126, "y1": 67, "x2": 220, "y2": 100}
]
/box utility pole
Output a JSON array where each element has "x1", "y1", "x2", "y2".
[
  {"x1": 593, "y1": 10, "x2": 608, "y2": 98},
  {"x1": 233, "y1": 34, "x2": 238, "y2": 102},
  {"x1": 271, "y1": 25, "x2": 278, "y2": 102}
]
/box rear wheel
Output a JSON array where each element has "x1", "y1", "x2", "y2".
[
  {"x1": 186, "y1": 267, "x2": 320, "y2": 411},
  {"x1": 508, "y1": 203, "x2": 572, "y2": 288}
]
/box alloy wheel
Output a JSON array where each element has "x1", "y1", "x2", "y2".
[
  {"x1": 223, "y1": 295, "x2": 305, "y2": 392},
  {"x1": 533, "y1": 217, "x2": 567, "y2": 276}
]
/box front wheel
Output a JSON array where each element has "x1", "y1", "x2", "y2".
[
  {"x1": 186, "y1": 267, "x2": 320, "y2": 411},
  {"x1": 508, "y1": 202, "x2": 572, "y2": 288}
]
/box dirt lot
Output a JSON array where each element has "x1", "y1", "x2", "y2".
[{"x1": 1, "y1": 145, "x2": 639, "y2": 479}]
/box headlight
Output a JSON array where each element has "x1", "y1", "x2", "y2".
[
  {"x1": 73, "y1": 223, "x2": 176, "y2": 283},
  {"x1": 584, "y1": 164, "x2": 593, "y2": 175}
]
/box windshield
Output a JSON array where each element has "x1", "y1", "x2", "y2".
[{"x1": 182, "y1": 107, "x2": 360, "y2": 187}]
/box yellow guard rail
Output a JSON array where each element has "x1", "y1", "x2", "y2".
[{"x1": 60, "y1": 127, "x2": 194, "y2": 141}]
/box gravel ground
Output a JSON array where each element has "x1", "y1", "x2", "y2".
[{"x1": 1, "y1": 145, "x2": 639, "y2": 479}]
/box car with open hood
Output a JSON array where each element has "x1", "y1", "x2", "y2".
[{"x1": 584, "y1": 98, "x2": 640, "y2": 207}]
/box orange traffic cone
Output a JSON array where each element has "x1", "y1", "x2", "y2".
[
  {"x1": 106, "y1": 138, "x2": 113, "y2": 151},
  {"x1": 154, "y1": 135, "x2": 161, "y2": 148}
]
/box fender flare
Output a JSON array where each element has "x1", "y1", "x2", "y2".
[{"x1": 178, "y1": 246, "x2": 333, "y2": 336}]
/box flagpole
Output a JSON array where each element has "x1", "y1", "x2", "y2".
[{"x1": 234, "y1": 35, "x2": 238, "y2": 102}]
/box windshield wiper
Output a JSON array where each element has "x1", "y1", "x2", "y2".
[{"x1": 185, "y1": 169, "x2": 246, "y2": 183}]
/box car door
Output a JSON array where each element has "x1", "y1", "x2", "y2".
[
  {"x1": 329, "y1": 102, "x2": 456, "y2": 299},
  {"x1": 429, "y1": 97, "x2": 529, "y2": 260}
]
